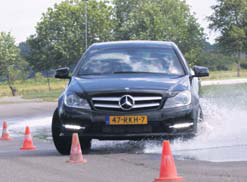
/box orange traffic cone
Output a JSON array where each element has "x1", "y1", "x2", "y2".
[
  {"x1": 155, "y1": 140, "x2": 183, "y2": 181},
  {"x1": 0, "y1": 121, "x2": 11, "y2": 140},
  {"x1": 67, "y1": 133, "x2": 87, "y2": 164},
  {"x1": 20, "y1": 126, "x2": 36, "y2": 150}
]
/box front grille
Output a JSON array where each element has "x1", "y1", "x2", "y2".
[{"x1": 91, "y1": 93, "x2": 162, "y2": 111}]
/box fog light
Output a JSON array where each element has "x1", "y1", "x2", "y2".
[
  {"x1": 64, "y1": 124, "x2": 85, "y2": 130},
  {"x1": 169, "y1": 123, "x2": 193, "y2": 129}
]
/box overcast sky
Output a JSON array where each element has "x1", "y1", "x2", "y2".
[
  {"x1": 187, "y1": 0, "x2": 217, "y2": 43},
  {"x1": 0, "y1": 0, "x2": 217, "y2": 44}
]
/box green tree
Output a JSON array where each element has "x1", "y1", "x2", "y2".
[
  {"x1": 112, "y1": 0, "x2": 204, "y2": 65},
  {"x1": 208, "y1": 0, "x2": 247, "y2": 76},
  {"x1": 197, "y1": 41, "x2": 236, "y2": 71},
  {"x1": 0, "y1": 32, "x2": 25, "y2": 96},
  {"x1": 18, "y1": 42, "x2": 31, "y2": 82},
  {"x1": 27, "y1": 0, "x2": 113, "y2": 90},
  {"x1": 113, "y1": 0, "x2": 140, "y2": 40}
]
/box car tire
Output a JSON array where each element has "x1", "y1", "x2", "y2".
[
  {"x1": 52, "y1": 109, "x2": 71, "y2": 155},
  {"x1": 193, "y1": 105, "x2": 203, "y2": 133},
  {"x1": 80, "y1": 138, "x2": 92, "y2": 154},
  {"x1": 181, "y1": 106, "x2": 203, "y2": 141},
  {"x1": 198, "y1": 105, "x2": 204, "y2": 122}
]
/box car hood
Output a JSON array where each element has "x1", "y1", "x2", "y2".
[{"x1": 68, "y1": 74, "x2": 190, "y2": 96}]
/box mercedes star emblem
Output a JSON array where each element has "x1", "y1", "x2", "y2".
[{"x1": 119, "y1": 95, "x2": 135, "y2": 110}]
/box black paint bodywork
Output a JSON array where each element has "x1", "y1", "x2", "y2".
[{"x1": 55, "y1": 41, "x2": 207, "y2": 140}]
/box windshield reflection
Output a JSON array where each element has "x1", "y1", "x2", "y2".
[{"x1": 78, "y1": 48, "x2": 184, "y2": 76}]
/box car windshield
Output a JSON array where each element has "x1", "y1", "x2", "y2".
[{"x1": 78, "y1": 47, "x2": 185, "y2": 76}]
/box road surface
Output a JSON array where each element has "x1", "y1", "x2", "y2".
[{"x1": 1, "y1": 80, "x2": 247, "y2": 182}]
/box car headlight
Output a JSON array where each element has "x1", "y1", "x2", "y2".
[
  {"x1": 164, "y1": 90, "x2": 191, "y2": 109},
  {"x1": 64, "y1": 93, "x2": 91, "y2": 109}
]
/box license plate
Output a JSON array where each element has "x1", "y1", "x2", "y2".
[{"x1": 106, "y1": 116, "x2": 148, "y2": 125}]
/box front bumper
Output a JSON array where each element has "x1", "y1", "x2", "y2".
[{"x1": 58, "y1": 104, "x2": 196, "y2": 139}]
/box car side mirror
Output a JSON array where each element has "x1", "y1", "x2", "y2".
[
  {"x1": 55, "y1": 67, "x2": 71, "y2": 79},
  {"x1": 193, "y1": 66, "x2": 209, "y2": 77}
]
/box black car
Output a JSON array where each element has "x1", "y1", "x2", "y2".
[{"x1": 52, "y1": 41, "x2": 209, "y2": 154}]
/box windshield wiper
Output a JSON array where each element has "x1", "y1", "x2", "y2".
[
  {"x1": 78, "y1": 73, "x2": 104, "y2": 76},
  {"x1": 113, "y1": 71, "x2": 158, "y2": 74},
  {"x1": 78, "y1": 71, "x2": 170, "y2": 75}
]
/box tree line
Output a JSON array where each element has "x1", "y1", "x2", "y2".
[
  {"x1": 25, "y1": 0, "x2": 204, "y2": 70},
  {"x1": 0, "y1": 0, "x2": 247, "y2": 94}
]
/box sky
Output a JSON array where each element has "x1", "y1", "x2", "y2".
[
  {"x1": 186, "y1": 0, "x2": 218, "y2": 43},
  {"x1": 0, "y1": 0, "x2": 217, "y2": 44}
]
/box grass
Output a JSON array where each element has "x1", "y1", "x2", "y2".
[
  {"x1": 202, "y1": 70, "x2": 247, "y2": 80},
  {"x1": 0, "y1": 78, "x2": 67, "y2": 102},
  {"x1": 0, "y1": 70, "x2": 247, "y2": 102},
  {"x1": 22, "y1": 89, "x2": 64, "y2": 102}
]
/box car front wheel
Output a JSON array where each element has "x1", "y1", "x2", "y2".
[
  {"x1": 193, "y1": 105, "x2": 203, "y2": 133},
  {"x1": 52, "y1": 109, "x2": 71, "y2": 155},
  {"x1": 52, "y1": 109, "x2": 92, "y2": 155}
]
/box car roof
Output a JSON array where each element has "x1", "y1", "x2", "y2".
[{"x1": 90, "y1": 40, "x2": 176, "y2": 50}]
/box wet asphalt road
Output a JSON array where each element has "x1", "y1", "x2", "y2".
[
  {"x1": 0, "y1": 95, "x2": 247, "y2": 182},
  {"x1": 1, "y1": 137, "x2": 247, "y2": 182}
]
